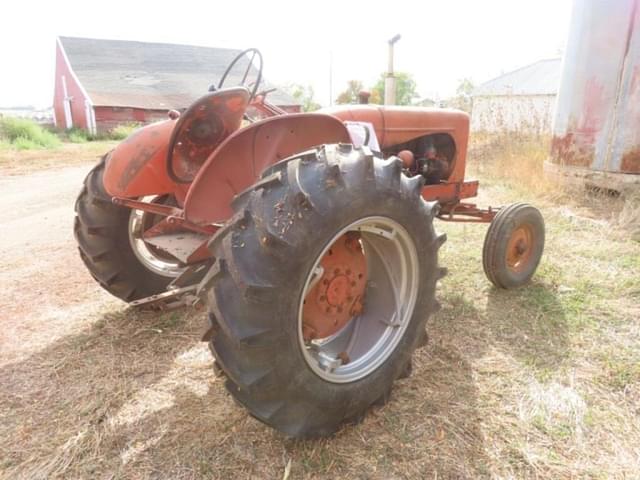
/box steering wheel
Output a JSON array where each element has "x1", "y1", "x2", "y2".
[
  {"x1": 165, "y1": 49, "x2": 262, "y2": 184},
  {"x1": 217, "y1": 48, "x2": 263, "y2": 101}
]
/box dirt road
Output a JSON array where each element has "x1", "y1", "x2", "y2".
[{"x1": 0, "y1": 164, "x2": 117, "y2": 366}]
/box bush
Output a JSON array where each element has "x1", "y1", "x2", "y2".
[
  {"x1": 68, "y1": 131, "x2": 88, "y2": 143},
  {"x1": 13, "y1": 137, "x2": 42, "y2": 150},
  {"x1": 109, "y1": 123, "x2": 139, "y2": 140},
  {"x1": 0, "y1": 117, "x2": 61, "y2": 149},
  {"x1": 66, "y1": 128, "x2": 90, "y2": 143}
]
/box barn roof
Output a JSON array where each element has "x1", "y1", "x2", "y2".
[
  {"x1": 58, "y1": 36, "x2": 300, "y2": 110},
  {"x1": 473, "y1": 58, "x2": 562, "y2": 97}
]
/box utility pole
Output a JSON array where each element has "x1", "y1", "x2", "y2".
[
  {"x1": 385, "y1": 34, "x2": 401, "y2": 105},
  {"x1": 329, "y1": 50, "x2": 333, "y2": 106}
]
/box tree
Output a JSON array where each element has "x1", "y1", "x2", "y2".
[
  {"x1": 371, "y1": 72, "x2": 418, "y2": 106},
  {"x1": 335, "y1": 80, "x2": 364, "y2": 105},
  {"x1": 283, "y1": 84, "x2": 321, "y2": 112},
  {"x1": 447, "y1": 78, "x2": 475, "y2": 113}
]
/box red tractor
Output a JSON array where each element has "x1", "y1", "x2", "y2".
[{"x1": 74, "y1": 49, "x2": 544, "y2": 437}]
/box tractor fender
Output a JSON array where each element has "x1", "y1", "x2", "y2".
[
  {"x1": 102, "y1": 87, "x2": 250, "y2": 204},
  {"x1": 102, "y1": 120, "x2": 189, "y2": 202},
  {"x1": 184, "y1": 113, "x2": 351, "y2": 225}
]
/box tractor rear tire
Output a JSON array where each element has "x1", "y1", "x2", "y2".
[
  {"x1": 482, "y1": 202, "x2": 545, "y2": 289},
  {"x1": 203, "y1": 144, "x2": 446, "y2": 438},
  {"x1": 74, "y1": 155, "x2": 180, "y2": 302}
]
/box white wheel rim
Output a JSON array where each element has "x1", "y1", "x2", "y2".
[
  {"x1": 127, "y1": 195, "x2": 185, "y2": 278},
  {"x1": 298, "y1": 216, "x2": 419, "y2": 383}
]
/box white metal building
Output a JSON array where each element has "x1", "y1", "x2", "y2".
[{"x1": 471, "y1": 59, "x2": 561, "y2": 134}]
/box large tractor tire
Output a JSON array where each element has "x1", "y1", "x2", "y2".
[
  {"x1": 202, "y1": 144, "x2": 446, "y2": 438},
  {"x1": 482, "y1": 202, "x2": 545, "y2": 289},
  {"x1": 74, "y1": 156, "x2": 183, "y2": 302}
]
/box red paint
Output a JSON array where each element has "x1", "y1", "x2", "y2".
[
  {"x1": 302, "y1": 233, "x2": 367, "y2": 340},
  {"x1": 53, "y1": 40, "x2": 91, "y2": 130},
  {"x1": 103, "y1": 120, "x2": 189, "y2": 203},
  {"x1": 168, "y1": 88, "x2": 250, "y2": 182},
  {"x1": 184, "y1": 113, "x2": 350, "y2": 225},
  {"x1": 324, "y1": 105, "x2": 470, "y2": 185},
  {"x1": 422, "y1": 180, "x2": 479, "y2": 204}
]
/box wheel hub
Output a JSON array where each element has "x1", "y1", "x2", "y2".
[
  {"x1": 326, "y1": 275, "x2": 349, "y2": 306},
  {"x1": 506, "y1": 225, "x2": 533, "y2": 272},
  {"x1": 298, "y1": 216, "x2": 420, "y2": 383},
  {"x1": 302, "y1": 233, "x2": 366, "y2": 341}
]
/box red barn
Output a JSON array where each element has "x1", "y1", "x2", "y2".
[{"x1": 53, "y1": 36, "x2": 301, "y2": 134}]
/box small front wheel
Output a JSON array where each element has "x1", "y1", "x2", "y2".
[{"x1": 482, "y1": 203, "x2": 545, "y2": 288}]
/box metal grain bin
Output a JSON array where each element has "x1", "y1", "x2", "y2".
[{"x1": 547, "y1": 0, "x2": 640, "y2": 191}]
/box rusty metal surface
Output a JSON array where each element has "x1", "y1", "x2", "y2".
[
  {"x1": 622, "y1": 148, "x2": 640, "y2": 172},
  {"x1": 551, "y1": 0, "x2": 640, "y2": 174},
  {"x1": 302, "y1": 233, "x2": 367, "y2": 341},
  {"x1": 167, "y1": 87, "x2": 250, "y2": 182},
  {"x1": 506, "y1": 225, "x2": 535, "y2": 273},
  {"x1": 438, "y1": 202, "x2": 497, "y2": 223},
  {"x1": 112, "y1": 196, "x2": 181, "y2": 217},
  {"x1": 128, "y1": 285, "x2": 198, "y2": 310},
  {"x1": 183, "y1": 113, "x2": 351, "y2": 225}
]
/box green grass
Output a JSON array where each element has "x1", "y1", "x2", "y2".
[
  {"x1": 599, "y1": 349, "x2": 640, "y2": 391},
  {"x1": 64, "y1": 127, "x2": 90, "y2": 143},
  {"x1": 0, "y1": 117, "x2": 61, "y2": 149},
  {"x1": 12, "y1": 137, "x2": 42, "y2": 150},
  {"x1": 62, "y1": 125, "x2": 141, "y2": 143},
  {"x1": 0, "y1": 117, "x2": 141, "y2": 151}
]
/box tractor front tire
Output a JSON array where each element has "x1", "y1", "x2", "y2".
[
  {"x1": 203, "y1": 144, "x2": 446, "y2": 438},
  {"x1": 482, "y1": 202, "x2": 545, "y2": 289},
  {"x1": 74, "y1": 155, "x2": 180, "y2": 302}
]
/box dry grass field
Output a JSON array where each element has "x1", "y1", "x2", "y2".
[
  {"x1": 0, "y1": 136, "x2": 639, "y2": 479},
  {"x1": 0, "y1": 140, "x2": 118, "y2": 175}
]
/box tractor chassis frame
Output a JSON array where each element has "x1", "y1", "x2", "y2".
[
  {"x1": 112, "y1": 176, "x2": 498, "y2": 263},
  {"x1": 110, "y1": 179, "x2": 497, "y2": 309},
  {"x1": 438, "y1": 202, "x2": 498, "y2": 223}
]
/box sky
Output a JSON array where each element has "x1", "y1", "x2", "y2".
[{"x1": 0, "y1": 0, "x2": 573, "y2": 108}]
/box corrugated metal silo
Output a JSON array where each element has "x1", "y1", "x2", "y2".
[{"x1": 547, "y1": 0, "x2": 640, "y2": 191}]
